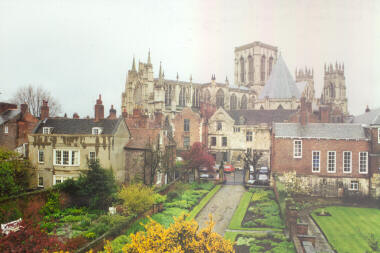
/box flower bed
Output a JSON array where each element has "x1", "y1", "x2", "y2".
[
  {"x1": 225, "y1": 232, "x2": 295, "y2": 253},
  {"x1": 110, "y1": 182, "x2": 216, "y2": 253},
  {"x1": 241, "y1": 188, "x2": 284, "y2": 229}
]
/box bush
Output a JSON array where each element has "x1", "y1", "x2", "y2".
[
  {"x1": 167, "y1": 191, "x2": 179, "y2": 201},
  {"x1": 118, "y1": 184, "x2": 155, "y2": 215},
  {"x1": 40, "y1": 191, "x2": 60, "y2": 216},
  {"x1": 0, "y1": 202, "x2": 22, "y2": 223},
  {"x1": 57, "y1": 160, "x2": 117, "y2": 210},
  {"x1": 153, "y1": 193, "x2": 167, "y2": 204},
  {"x1": 0, "y1": 148, "x2": 30, "y2": 198}
]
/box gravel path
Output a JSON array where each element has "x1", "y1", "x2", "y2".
[{"x1": 195, "y1": 185, "x2": 246, "y2": 236}]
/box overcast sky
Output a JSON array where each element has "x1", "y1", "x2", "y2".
[{"x1": 1, "y1": 0, "x2": 379, "y2": 117}]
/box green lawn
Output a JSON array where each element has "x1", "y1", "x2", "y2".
[{"x1": 312, "y1": 206, "x2": 380, "y2": 253}]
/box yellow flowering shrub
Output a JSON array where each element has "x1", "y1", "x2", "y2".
[{"x1": 122, "y1": 215, "x2": 234, "y2": 253}]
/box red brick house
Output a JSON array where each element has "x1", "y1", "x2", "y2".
[
  {"x1": 353, "y1": 107, "x2": 380, "y2": 197},
  {"x1": 172, "y1": 107, "x2": 202, "y2": 151},
  {"x1": 124, "y1": 109, "x2": 176, "y2": 186},
  {"x1": 0, "y1": 102, "x2": 38, "y2": 155},
  {"x1": 272, "y1": 122, "x2": 370, "y2": 196}
]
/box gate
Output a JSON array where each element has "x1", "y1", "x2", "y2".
[{"x1": 224, "y1": 170, "x2": 244, "y2": 185}]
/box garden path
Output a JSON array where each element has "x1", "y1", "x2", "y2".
[
  {"x1": 195, "y1": 185, "x2": 245, "y2": 236},
  {"x1": 299, "y1": 209, "x2": 334, "y2": 253}
]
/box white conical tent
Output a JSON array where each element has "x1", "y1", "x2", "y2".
[{"x1": 258, "y1": 55, "x2": 301, "y2": 99}]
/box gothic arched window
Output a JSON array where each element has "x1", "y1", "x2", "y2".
[
  {"x1": 241, "y1": 95, "x2": 247, "y2": 109},
  {"x1": 192, "y1": 88, "x2": 200, "y2": 107},
  {"x1": 230, "y1": 94, "x2": 237, "y2": 110},
  {"x1": 216, "y1": 89, "x2": 224, "y2": 108},
  {"x1": 134, "y1": 84, "x2": 143, "y2": 105},
  {"x1": 240, "y1": 57, "x2": 245, "y2": 82},
  {"x1": 329, "y1": 82, "x2": 335, "y2": 98},
  {"x1": 248, "y1": 55, "x2": 254, "y2": 82},
  {"x1": 277, "y1": 104, "x2": 284, "y2": 110},
  {"x1": 260, "y1": 55, "x2": 266, "y2": 81},
  {"x1": 179, "y1": 86, "x2": 186, "y2": 106},
  {"x1": 165, "y1": 85, "x2": 172, "y2": 106},
  {"x1": 203, "y1": 89, "x2": 211, "y2": 103},
  {"x1": 268, "y1": 56, "x2": 273, "y2": 76}
]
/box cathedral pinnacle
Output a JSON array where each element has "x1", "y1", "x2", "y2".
[
  {"x1": 176, "y1": 72, "x2": 179, "y2": 81},
  {"x1": 190, "y1": 75, "x2": 192, "y2": 82},
  {"x1": 159, "y1": 61, "x2": 162, "y2": 78},
  {"x1": 132, "y1": 56, "x2": 136, "y2": 72},
  {"x1": 147, "y1": 49, "x2": 151, "y2": 65}
]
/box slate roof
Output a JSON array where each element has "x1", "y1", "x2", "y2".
[
  {"x1": 274, "y1": 123, "x2": 368, "y2": 140},
  {"x1": 0, "y1": 109, "x2": 20, "y2": 125},
  {"x1": 228, "y1": 109, "x2": 296, "y2": 125},
  {"x1": 33, "y1": 118, "x2": 120, "y2": 135},
  {"x1": 258, "y1": 55, "x2": 301, "y2": 99},
  {"x1": 229, "y1": 84, "x2": 250, "y2": 91},
  {"x1": 353, "y1": 108, "x2": 380, "y2": 125}
]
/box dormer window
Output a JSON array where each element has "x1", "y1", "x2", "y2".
[
  {"x1": 92, "y1": 127, "x2": 103, "y2": 135},
  {"x1": 43, "y1": 127, "x2": 53, "y2": 134}
]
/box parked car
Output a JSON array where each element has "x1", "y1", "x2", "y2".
[
  {"x1": 200, "y1": 173, "x2": 210, "y2": 179},
  {"x1": 199, "y1": 166, "x2": 208, "y2": 172},
  {"x1": 213, "y1": 164, "x2": 220, "y2": 172},
  {"x1": 256, "y1": 173, "x2": 269, "y2": 185},
  {"x1": 223, "y1": 164, "x2": 235, "y2": 173},
  {"x1": 259, "y1": 166, "x2": 269, "y2": 174}
]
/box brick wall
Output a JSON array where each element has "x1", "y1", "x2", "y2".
[
  {"x1": 172, "y1": 107, "x2": 201, "y2": 150},
  {"x1": 272, "y1": 137, "x2": 370, "y2": 178}
]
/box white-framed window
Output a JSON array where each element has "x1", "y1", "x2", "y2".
[
  {"x1": 89, "y1": 151, "x2": 96, "y2": 161},
  {"x1": 42, "y1": 127, "x2": 53, "y2": 134},
  {"x1": 246, "y1": 131, "x2": 253, "y2": 142},
  {"x1": 38, "y1": 150, "x2": 44, "y2": 163},
  {"x1": 312, "y1": 151, "x2": 320, "y2": 172},
  {"x1": 38, "y1": 174, "x2": 44, "y2": 187},
  {"x1": 327, "y1": 151, "x2": 336, "y2": 173},
  {"x1": 184, "y1": 119, "x2": 190, "y2": 132},
  {"x1": 233, "y1": 127, "x2": 240, "y2": 133},
  {"x1": 222, "y1": 137, "x2": 227, "y2": 147},
  {"x1": 54, "y1": 149, "x2": 80, "y2": 166},
  {"x1": 359, "y1": 152, "x2": 368, "y2": 174},
  {"x1": 184, "y1": 136, "x2": 190, "y2": 148},
  {"x1": 53, "y1": 175, "x2": 72, "y2": 185},
  {"x1": 4, "y1": 124, "x2": 8, "y2": 134},
  {"x1": 293, "y1": 140, "x2": 302, "y2": 158},
  {"x1": 92, "y1": 127, "x2": 103, "y2": 135},
  {"x1": 349, "y1": 181, "x2": 359, "y2": 191},
  {"x1": 343, "y1": 151, "x2": 352, "y2": 173}
]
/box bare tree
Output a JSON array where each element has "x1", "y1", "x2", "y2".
[{"x1": 11, "y1": 85, "x2": 62, "y2": 117}]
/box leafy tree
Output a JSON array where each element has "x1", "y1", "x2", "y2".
[
  {"x1": 57, "y1": 160, "x2": 117, "y2": 210},
  {"x1": 118, "y1": 184, "x2": 155, "y2": 216},
  {"x1": 243, "y1": 150, "x2": 263, "y2": 173},
  {"x1": 122, "y1": 215, "x2": 234, "y2": 252},
  {"x1": 182, "y1": 142, "x2": 214, "y2": 173},
  {"x1": 0, "y1": 148, "x2": 30, "y2": 198},
  {"x1": 12, "y1": 85, "x2": 62, "y2": 117}
]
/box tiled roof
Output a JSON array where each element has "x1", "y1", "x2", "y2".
[
  {"x1": 33, "y1": 118, "x2": 120, "y2": 134},
  {"x1": 274, "y1": 123, "x2": 368, "y2": 140},
  {"x1": 125, "y1": 128, "x2": 161, "y2": 149},
  {"x1": 353, "y1": 108, "x2": 380, "y2": 125},
  {"x1": 228, "y1": 109, "x2": 296, "y2": 125},
  {"x1": 0, "y1": 109, "x2": 20, "y2": 125},
  {"x1": 258, "y1": 55, "x2": 301, "y2": 99}
]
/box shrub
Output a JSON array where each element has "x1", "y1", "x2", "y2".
[
  {"x1": 167, "y1": 191, "x2": 179, "y2": 201},
  {"x1": 153, "y1": 193, "x2": 167, "y2": 204},
  {"x1": 40, "y1": 191, "x2": 61, "y2": 216},
  {"x1": 64, "y1": 235, "x2": 88, "y2": 251},
  {"x1": 57, "y1": 160, "x2": 117, "y2": 210},
  {"x1": 40, "y1": 221, "x2": 57, "y2": 233},
  {"x1": 0, "y1": 148, "x2": 30, "y2": 198},
  {"x1": 0, "y1": 202, "x2": 22, "y2": 223},
  {"x1": 118, "y1": 183, "x2": 155, "y2": 215}
]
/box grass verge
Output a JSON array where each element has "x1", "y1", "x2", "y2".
[
  {"x1": 228, "y1": 191, "x2": 253, "y2": 230},
  {"x1": 186, "y1": 184, "x2": 222, "y2": 221}
]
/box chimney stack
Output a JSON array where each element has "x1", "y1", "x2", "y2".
[
  {"x1": 108, "y1": 105, "x2": 117, "y2": 119},
  {"x1": 20, "y1": 104, "x2": 28, "y2": 116},
  {"x1": 300, "y1": 97, "x2": 307, "y2": 126},
  {"x1": 40, "y1": 100, "x2": 49, "y2": 120},
  {"x1": 122, "y1": 108, "x2": 128, "y2": 118},
  {"x1": 94, "y1": 94, "x2": 104, "y2": 122},
  {"x1": 365, "y1": 105, "x2": 370, "y2": 113},
  {"x1": 73, "y1": 113, "x2": 80, "y2": 119}
]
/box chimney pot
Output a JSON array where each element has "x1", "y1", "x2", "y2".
[{"x1": 94, "y1": 94, "x2": 104, "y2": 121}]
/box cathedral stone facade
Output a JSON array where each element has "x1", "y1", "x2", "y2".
[{"x1": 121, "y1": 41, "x2": 348, "y2": 124}]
